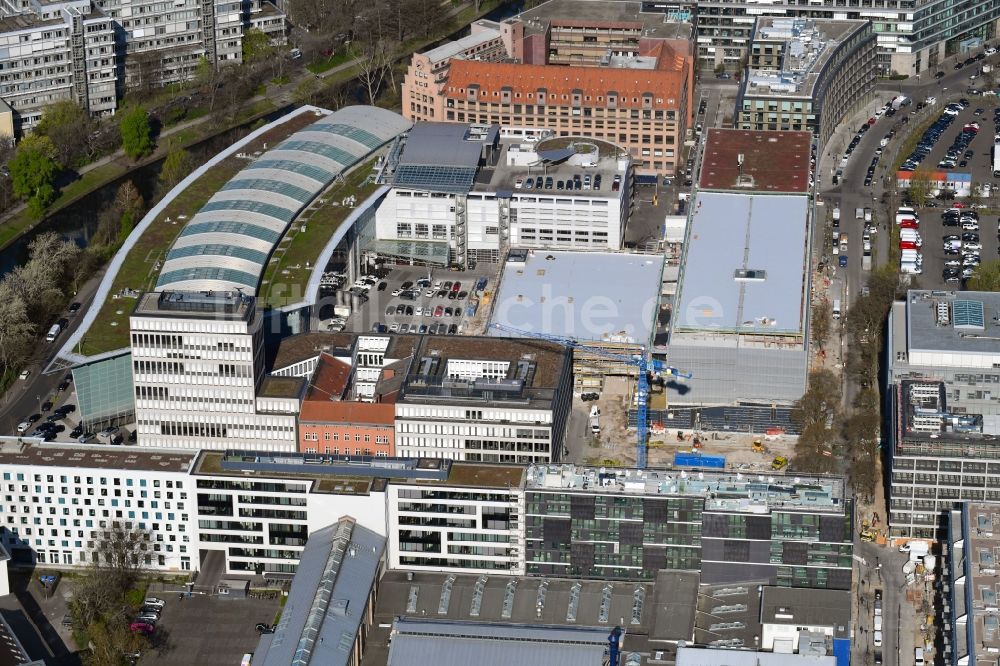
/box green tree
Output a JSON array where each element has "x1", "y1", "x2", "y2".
[
  {"x1": 812, "y1": 299, "x2": 832, "y2": 350},
  {"x1": 907, "y1": 166, "x2": 934, "y2": 207},
  {"x1": 9, "y1": 134, "x2": 59, "y2": 214},
  {"x1": 158, "y1": 148, "x2": 194, "y2": 193},
  {"x1": 790, "y1": 369, "x2": 841, "y2": 473},
  {"x1": 119, "y1": 107, "x2": 153, "y2": 160},
  {"x1": 242, "y1": 27, "x2": 273, "y2": 64},
  {"x1": 35, "y1": 100, "x2": 92, "y2": 167},
  {"x1": 968, "y1": 259, "x2": 1000, "y2": 291}
]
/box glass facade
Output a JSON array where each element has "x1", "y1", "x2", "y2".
[{"x1": 73, "y1": 352, "x2": 136, "y2": 431}]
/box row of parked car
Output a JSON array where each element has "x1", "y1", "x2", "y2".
[
  {"x1": 936, "y1": 119, "x2": 980, "y2": 170},
  {"x1": 515, "y1": 173, "x2": 612, "y2": 192},
  {"x1": 942, "y1": 208, "x2": 985, "y2": 282},
  {"x1": 130, "y1": 597, "x2": 166, "y2": 635},
  {"x1": 899, "y1": 107, "x2": 960, "y2": 172}
]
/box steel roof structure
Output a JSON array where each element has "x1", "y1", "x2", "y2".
[{"x1": 156, "y1": 106, "x2": 410, "y2": 294}]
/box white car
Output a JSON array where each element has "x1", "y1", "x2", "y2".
[
  {"x1": 873, "y1": 630, "x2": 883, "y2": 647},
  {"x1": 424, "y1": 290, "x2": 435, "y2": 298},
  {"x1": 143, "y1": 598, "x2": 165, "y2": 609},
  {"x1": 16, "y1": 421, "x2": 29, "y2": 434},
  {"x1": 391, "y1": 288, "x2": 403, "y2": 297},
  {"x1": 18, "y1": 369, "x2": 29, "y2": 381},
  {"x1": 987, "y1": 47, "x2": 998, "y2": 55},
  {"x1": 925, "y1": 96, "x2": 937, "y2": 105},
  {"x1": 414, "y1": 306, "x2": 424, "y2": 316},
  {"x1": 965, "y1": 242, "x2": 983, "y2": 251}
]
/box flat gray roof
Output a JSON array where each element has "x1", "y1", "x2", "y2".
[
  {"x1": 386, "y1": 619, "x2": 614, "y2": 666},
  {"x1": 489, "y1": 250, "x2": 663, "y2": 346},
  {"x1": 254, "y1": 517, "x2": 385, "y2": 666},
  {"x1": 514, "y1": 0, "x2": 693, "y2": 41},
  {"x1": 0, "y1": 439, "x2": 195, "y2": 473},
  {"x1": 674, "y1": 192, "x2": 809, "y2": 336},
  {"x1": 677, "y1": 646, "x2": 836, "y2": 666},
  {"x1": 760, "y1": 587, "x2": 850, "y2": 639},
  {"x1": 905, "y1": 290, "x2": 1000, "y2": 355},
  {"x1": 392, "y1": 122, "x2": 496, "y2": 193},
  {"x1": 423, "y1": 22, "x2": 502, "y2": 64}
]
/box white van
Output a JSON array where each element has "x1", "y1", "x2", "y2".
[
  {"x1": 873, "y1": 615, "x2": 883, "y2": 631},
  {"x1": 831, "y1": 300, "x2": 842, "y2": 320},
  {"x1": 873, "y1": 630, "x2": 883, "y2": 647},
  {"x1": 914, "y1": 648, "x2": 925, "y2": 666}
]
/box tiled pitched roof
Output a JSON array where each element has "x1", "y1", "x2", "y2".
[{"x1": 444, "y1": 57, "x2": 687, "y2": 108}]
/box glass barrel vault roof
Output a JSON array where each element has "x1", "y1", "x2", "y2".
[{"x1": 156, "y1": 106, "x2": 411, "y2": 294}]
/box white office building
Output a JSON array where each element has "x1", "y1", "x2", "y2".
[
  {"x1": 0, "y1": 439, "x2": 197, "y2": 572},
  {"x1": 374, "y1": 122, "x2": 632, "y2": 267},
  {"x1": 392, "y1": 335, "x2": 573, "y2": 463},
  {"x1": 131, "y1": 291, "x2": 299, "y2": 451},
  {"x1": 386, "y1": 465, "x2": 525, "y2": 575}
]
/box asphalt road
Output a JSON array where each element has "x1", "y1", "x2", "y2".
[{"x1": 0, "y1": 269, "x2": 104, "y2": 435}]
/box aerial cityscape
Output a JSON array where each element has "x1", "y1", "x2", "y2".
[{"x1": 0, "y1": 0, "x2": 994, "y2": 664}]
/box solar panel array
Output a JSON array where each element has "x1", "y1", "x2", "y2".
[
  {"x1": 156, "y1": 106, "x2": 410, "y2": 294},
  {"x1": 953, "y1": 299, "x2": 985, "y2": 329}
]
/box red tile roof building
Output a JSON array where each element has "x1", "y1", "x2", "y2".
[
  {"x1": 297, "y1": 353, "x2": 400, "y2": 456},
  {"x1": 402, "y1": 0, "x2": 694, "y2": 175}
]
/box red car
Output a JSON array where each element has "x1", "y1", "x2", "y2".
[
  {"x1": 899, "y1": 241, "x2": 919, "y2": 250},
  {"x1": 131, "y1": 621, "x2": 155, "y2": 635},
  {"x1": 451, "y1": 281, "x2": 461, "y2": 292},
  {"x1": 868, "y1": 117, "x2": 876, "y2": 125},
  {"x1": 434, "y1": 305, "x2": 444, "y2": 317},
  {"x1": 899, "y1": 219, "x2": 919, "y2": 229}
]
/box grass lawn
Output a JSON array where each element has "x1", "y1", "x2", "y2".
[
  {"x1": 259, "y1": 158, "x2": 379, "y2": 308},
  {"x1": 306, "y1": 47, "x2": 358, "y2": 74},
  {"x1": 76, "y1": 112, "x2": 316, "y2": 357}
]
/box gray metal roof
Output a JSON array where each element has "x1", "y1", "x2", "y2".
[
  {"x1": 391, "y1": 122, "x2": 495, "y2": 193},
  {"x1": 905, "y1": 290, "x2": 1000, "y2": 356},
  {"x1": 386, "y1": 618, "x2": 614, "y2": 666},
  {"x1": 254, "y1": 517, "x2": 386, "y2": 666},
  {"x1": 674, "y1": 191, "x2": 809, "y2": 336},
  {"x1": 676, "y1": 646, "x2": 836, "y2": 666},
  {"x1": 489, "y1": 250, "x2": 663, "y2": 346},
  {"x1": 759, "y1": 587, "x2": 850, "y2": 638},
  {"x1": 157, "y1": 106, "x2": 410, "y2": 294}
]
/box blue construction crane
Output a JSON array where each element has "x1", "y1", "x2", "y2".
[{"x1": 489, "y1": 323, "x2": 691, "y2": 469}]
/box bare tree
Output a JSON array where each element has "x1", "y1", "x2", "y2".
[
  {"x1": 0, "y1": 284, "x2": 35, "y2": 372},
  {"x1": 357, "y1": 40, "x2": 393, "y2": 105},
  {"x1": 95, "y1": 522, "x2": 152, "y2": 592}
]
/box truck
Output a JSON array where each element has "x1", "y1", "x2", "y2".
[
  {"x1": 45, "y1": 323, "x2": 61, "y2": 343},
  {"x1": 891, "y1": 94, "x2": 911, "y2": 110},
  {"x1": 864, "y1": 207, "x2": 873, "y2": 222},
  {"x1": 832, "y1": 207, "x2": 841, "y2": 224},
  {"x1": 855, "y1": 207, "x2": 864, "y2": 220},
  {"x1": 333, "y1": 304, "x2": 352, "y2": 318},
  {"x1": 839, "y1": 233, "x2": 848, "y2": 251},
  {"x1": 589, "y1": 406, "x2": 600, "y2": 435},
  {"x1": 993, "y1": 140, "x2": 1000, "y2": 177},
  {"x1": 862, "y1": 254, "x2": 872, "y2": 271}
]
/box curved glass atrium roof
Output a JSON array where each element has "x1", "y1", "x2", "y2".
[{"x1": 156, "y1": 106, "x2": 411, "y2": 294}]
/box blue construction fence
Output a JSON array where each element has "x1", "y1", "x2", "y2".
[{"x1": 673, "y1": 453, "x2": 726, "y2": 469}]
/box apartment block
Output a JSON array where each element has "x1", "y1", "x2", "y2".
[
  {"x1": 0, "y1": 0, "x2": 284, "y2": 132},
  {"x1": 0, "y1": 0, "x2": 116, "y2": 132},
  {"x1": 131, "y1": 291, "x2": 299, "y2": 451},
  {"x1": 523, "y1": 465, "x2": 853, "y2": 588},
  {"x1": 0, "y1": 439, "x2": 197, "y2": 572},
  {"x1": 945, "y1": 502, "x2": 1000, "y2": 666},
  {"x1": 737, "y1": 18, "x2": 876, "y2": 151},
  {"x1": 887, "y1": 291, "x2": 1000, "y2": 539},
  {"x1": 374, "y1": 122, "x2": 633, "y2": 266},
  {"x1": 694, "y1": 0, "x2": 1000, "y2": 77},
  {"x1": 401, "y1": 0, "x2": 694, "y2": 175}
]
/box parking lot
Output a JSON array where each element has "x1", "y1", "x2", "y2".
[
  {"x1": 140, "y1": 593, "x2": 281, "y2": 665},
  {"x1": 900, "y1": 99, "x2": 1000, "y2": 288},
  {"x1": 334, "y1": 264, "x2": 499, "y2": 336}
]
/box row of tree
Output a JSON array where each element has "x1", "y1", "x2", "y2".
[{"x1": 0, "y1": 233, "x2": 80, "y2": 378}]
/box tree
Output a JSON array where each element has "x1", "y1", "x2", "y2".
[
  {"x1": 158, "y1": 148, "x2": 194, "y2": 194},
  {"x1": 94, "y1": 522, "x2": 151, "y2": 592},
  {"x1": 9, "y1": 134, "x2": 60, "y2": 214},
  {"x1": 790, "y1": 369, "x2": 841, "y2": 472},
  {"x1": 0, "y1": 283, "x2": 35, "y2": 373},
  {"x1": 35, "y1": 100, "x2": 93, "y2": 167},
  {"x1": 907, "y1": 166, "x2": 934, "y2": 207},
  {"x1": 812, "y1": 299, "x2": 832, "y2": 350},
  {"x1": 94, "y1": 182, "x2": 144, "y2": 248},
  {"x1": 119, "y1": 107, "x2": 153, "y2": 160},
  {"x1": 969, "y1": 259, "x2": 1000, "y2": 291},
  {"x1": 83, "y1": 617, "x2": 147, "y2": 666},
  {"x1": 357, "y1": 39, "x2": 392, "y2": 105},
  {"x1": 242, "y1": 27, "x2": 273, "y2": 65}
]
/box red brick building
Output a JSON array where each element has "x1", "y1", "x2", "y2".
[{"x1": 297, "y1": 353, "x2": 400, "y2": 456}]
